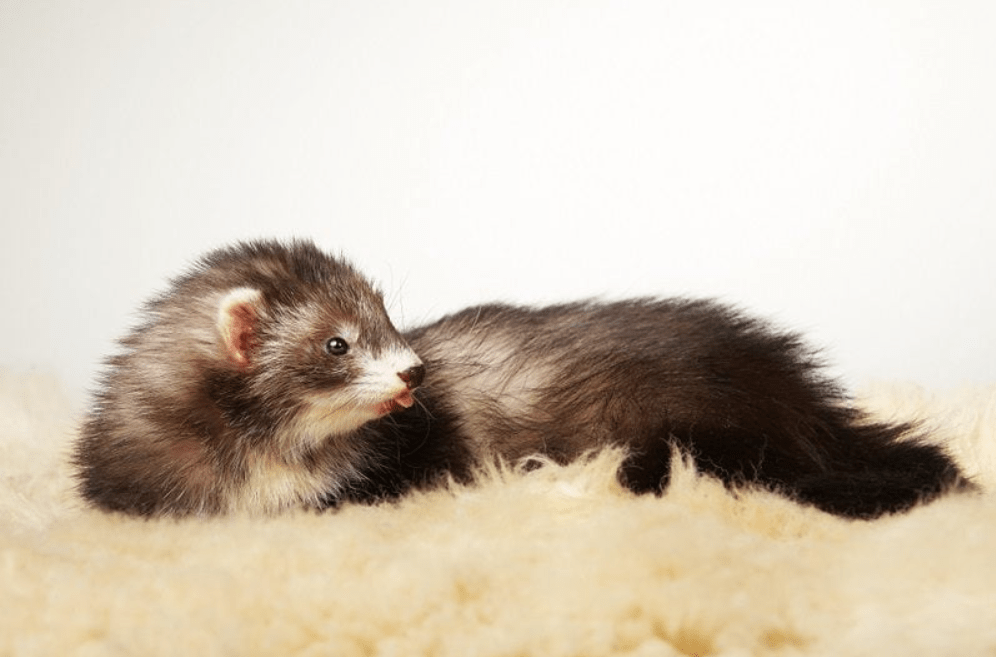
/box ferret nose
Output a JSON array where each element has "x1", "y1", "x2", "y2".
[{"x1": 397, "y1": 364, "x2": 425, "y2": 389}]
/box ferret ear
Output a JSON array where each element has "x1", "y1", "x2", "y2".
[{"x1": 217, "y1": 287, "x2": 264, "y2": 369}]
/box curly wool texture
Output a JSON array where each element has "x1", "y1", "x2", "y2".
[{"x1": 2, "y1": 371, "x2": 995, "y2": 656}]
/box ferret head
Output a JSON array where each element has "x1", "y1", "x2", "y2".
[{"x1": 193, "y1": 240, "x2": 424, "y2": 451}]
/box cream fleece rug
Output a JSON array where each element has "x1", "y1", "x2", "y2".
[{"x1": 2, "y1": 370, "x2": 995, "y2": 657}]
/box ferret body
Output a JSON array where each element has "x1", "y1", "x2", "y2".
[
  {"x1": 405, "y1": 302, "x2": 968, "y2": 517},
  {"x1": 74, "y1": 239, "x2": 968, "y2": 518}
]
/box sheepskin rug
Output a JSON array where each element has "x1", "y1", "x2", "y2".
[{"x1": 2, "y1": 370, "x2": 995, "y2": 657}]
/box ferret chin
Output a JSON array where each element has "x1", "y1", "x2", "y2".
[{"x1": 75, "y1": 239, "x2": 971, "y2": 519}]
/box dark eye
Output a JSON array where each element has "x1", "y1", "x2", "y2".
[{"x1": 324, "y1": 337, "x2": 350, "y2": 356}]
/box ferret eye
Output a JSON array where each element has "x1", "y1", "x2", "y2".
[{"x1": 324, "y1": 337, "x2": 350, "y2": 356}]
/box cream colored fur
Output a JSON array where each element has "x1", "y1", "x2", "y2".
[{"x1": 2, "y1": 370, "x2": 994, "y2": 656}]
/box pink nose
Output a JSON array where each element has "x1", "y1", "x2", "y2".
[{"x1": 397, "y1": 365, "x2": 425, "y2": 389}]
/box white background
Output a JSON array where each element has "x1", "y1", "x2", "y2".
[{"x1": 2, "y1": 1, "x2": 994, "y2": 407}]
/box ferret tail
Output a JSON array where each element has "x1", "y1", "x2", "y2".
[{"x1": 790, "y1": 420, "x2": 973, "y2": 519}]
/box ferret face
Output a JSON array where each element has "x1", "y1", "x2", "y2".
[{"x1": 216, "y1": 280, "x2": 424, "y2": 446}]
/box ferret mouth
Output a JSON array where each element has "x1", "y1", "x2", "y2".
[{"x1": 375, "y1": 389, "x2": 416, "y2": 416}]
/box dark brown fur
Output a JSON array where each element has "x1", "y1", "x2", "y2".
[
  {"x1": 74, "y1": 240, "x2": 435, "y2": 515},
  {"x1": 399, "y1": 301, "x2": 970, "y2": 518},
  {"x1": 75, "y1": 239, "x2": 970, "y2": 518}
]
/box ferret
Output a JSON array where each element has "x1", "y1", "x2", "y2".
[{"x1": 73, "y1": 239, "x2": 970, "y2": 518}]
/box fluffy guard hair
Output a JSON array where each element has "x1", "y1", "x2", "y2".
[
  {"x1": 75, "y1": 240, "x2": 970, "y2": 518},
  {"x1": 74, "y1": 240, "x2": 432, "y2": 515},
  {"x1": 399, "y1": 301, "x2": 970, "y2": 518}
]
